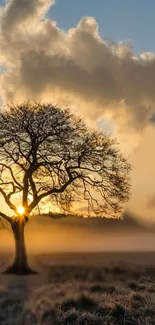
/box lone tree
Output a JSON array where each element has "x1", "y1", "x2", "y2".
[{"x1": 0, "y1": 103, "x2": 130, "y2": 274}]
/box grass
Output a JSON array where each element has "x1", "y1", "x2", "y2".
[{"x1": 0, "y1": 253, "x2": 155, "y2": 324}]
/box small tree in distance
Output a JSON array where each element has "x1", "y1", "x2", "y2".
[{"x1": 0, "y1": 103, "x2": 131, "y2": 274}]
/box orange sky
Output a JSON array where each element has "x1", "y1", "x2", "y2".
[{"x1": 1, "y1": 0, "x2": 155, "y2": 223}]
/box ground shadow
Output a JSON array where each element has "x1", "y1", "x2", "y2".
[{"x1": 0, "y1": 254, "x2": 47, "y2": 325}]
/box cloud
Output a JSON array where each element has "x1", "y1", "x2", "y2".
[
  {"x1": 149, "y1": 112, "x2": 155, "y2": 124},
  {"x1": 2, "y1": 0, "x2": 155, "y2": 221},
  {"x1": 147, "y1": 195, "x2": 155, "y2": 209},
  {"x1": 1, "y1": 0, "x2": 155, "y2": 136},
  {"x1": 1, "y1": 0, "x2": 54, "y2": 29}
]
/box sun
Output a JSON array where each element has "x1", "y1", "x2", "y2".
[{"x1": 17, "y1": 206, "x2": 25, "y2": 215}]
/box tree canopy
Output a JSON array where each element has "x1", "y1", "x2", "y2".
[{"x1": 0, "y1": 102, "x2": 131, "y2": 222}]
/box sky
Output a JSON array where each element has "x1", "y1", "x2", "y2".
[
  {"x1": 48, "y1": 0, "x2": 155, "y2": 55},
  {"x1": 1, "y1": 0, "x2": 155, "y2": 223}
]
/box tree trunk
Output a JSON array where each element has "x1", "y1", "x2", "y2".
[{"x1": 4, "y1": 218, "x2": 36, "y2": 275}]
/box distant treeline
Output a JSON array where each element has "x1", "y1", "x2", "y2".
[{"x1": 40, "y1": 212, "x2": 148, "y2": 232}]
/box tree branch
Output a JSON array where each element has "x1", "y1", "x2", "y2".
[
  {"x1": 0, "y1": 163, "x2": 22, "y2": 189},
  {"x1": 0, "y1": 212, "x2": 13, "y2": 224},
  {"x1": 28, "y1": 174, "x2": 78, "y2": 212},
  {"x1": 0, "y1": 188, "x2": 16, "y2": 212}
]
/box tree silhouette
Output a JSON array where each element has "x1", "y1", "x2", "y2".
[{"x1": 0, "y1": 103, "x2": 130, "y2": 274}]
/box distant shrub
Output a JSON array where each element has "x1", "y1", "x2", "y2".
[
  {"x1": 60, "y1": 295, "x2": 98, "y2": 313},
  {"x1": 132, "y1": 293, "x2": 146, "y2": 303},
  {"x1": 76, "y1": 312, "x2": 103, "y2": 325},
  {"x1": 90, "y1": 284, "x2": 116, "y2": 294},
  {"x1": 111, "y1": 304, "x2": 125, "y2": 319},
  {"x1": 127, "y1": 281, "x2": 146, "y2": 291},
  {"x1": 41, "y1": 308, "x2": 58, "y2": 323},
  {"x1": 60, "y1": 309, "x2": 79, "y2": 325}
]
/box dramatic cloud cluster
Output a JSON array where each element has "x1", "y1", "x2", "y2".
[
  {"x1": 1, "y1": 0, "x2": 155, "y2": 136},
  {"x1": 1, "y1": 0, "x2": 155, "y2": 220}
]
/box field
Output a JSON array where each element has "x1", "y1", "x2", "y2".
[{"x1": 0, "y1": 252, "x2": 155, "y2": 324}]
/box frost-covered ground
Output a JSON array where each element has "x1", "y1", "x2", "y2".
[{"x1": 0, "y1": 252, "x2": 155, "y2": 324}]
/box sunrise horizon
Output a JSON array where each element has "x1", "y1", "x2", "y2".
[{"x1": 0, "y1": 1, "x2": 155, "y2": 324}]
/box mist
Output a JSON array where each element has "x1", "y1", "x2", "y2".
[
  {"x1": 25, "y1": 221, "x2": 155, "y2": 253},
  {"x1": 1, "y1": 215, "x2": 155, "y2": 255}
]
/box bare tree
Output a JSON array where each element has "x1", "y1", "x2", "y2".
[{"x1": 0, "y1": 103, "x2": 130, "y2": 274}]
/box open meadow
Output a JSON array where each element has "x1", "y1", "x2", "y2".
[{"x1": 0, "y1": 252, "x2": 155, "y2": 325}]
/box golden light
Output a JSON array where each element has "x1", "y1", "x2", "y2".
[{"x1": 17, "y1": 206, "x2": 25, "y2": 215}]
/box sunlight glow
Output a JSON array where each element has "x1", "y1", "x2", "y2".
[{"x1": 17, "y1": 206, "x2": 25, "y2": 215}]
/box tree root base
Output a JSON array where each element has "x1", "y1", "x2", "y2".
[{"x1": 3, "y1": 264, "x2": 38, "y2": 275}]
